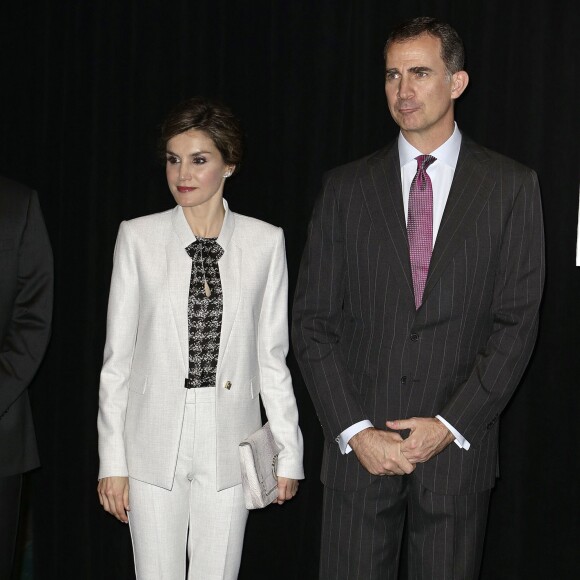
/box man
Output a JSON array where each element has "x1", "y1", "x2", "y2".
[
  {"x1": 292, "y1": 17, "x2": 544, "y2": 579},
  {"x1": 0, "y1": 176, "x2": 53, "y2": 578}
]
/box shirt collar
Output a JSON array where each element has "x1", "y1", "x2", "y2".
[{"x1": 398, "y1": 122, "x2": 462, "y2": 169}]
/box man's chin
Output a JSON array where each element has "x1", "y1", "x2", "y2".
[{"x1": 395, "y1": 114, "x2": 423, "y2": 131}]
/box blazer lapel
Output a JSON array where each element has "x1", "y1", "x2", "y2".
[
  {"x1": 216, "y1": 200, "x2": 241, "y2": 369},
  {"x1": 423, "y1": 137, "x2": 496, "y2": 301},
  {"x1": 167, "y1": 206, "x2": 194, "y2": 374},
  {"x1": 166, "y1": 200, "x2": 241, "y2": 378},
  {"x1": 360, "y1": 143, "x2": 415, "y2": 302}
]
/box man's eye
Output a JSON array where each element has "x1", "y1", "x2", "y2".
[{"x1": 386, "y1": 72, "x2": 399, "y2": 81}]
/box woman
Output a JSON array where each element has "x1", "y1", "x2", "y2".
[{"x1": 97, "y1": 97, "x2": 304, "y2": 579}]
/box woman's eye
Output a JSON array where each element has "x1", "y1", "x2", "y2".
[
  {"x1": 193, "y1": 157, "x2": 206, "y2": 165},
  {"x1": 166, "y1": 155, "x2": 179, "y2": 165}
]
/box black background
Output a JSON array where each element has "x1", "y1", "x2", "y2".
[{"x1": 1, "y1": 1, "x2": 578, "y2": 578}]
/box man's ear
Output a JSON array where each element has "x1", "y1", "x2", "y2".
[{"x1": 451, "y1": 71, "x2": 469, "y2": 99}]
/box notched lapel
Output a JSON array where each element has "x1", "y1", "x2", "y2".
[
  {"x1": 359, "y1": 145, "x2": 415, "y2": 300},
  {"x1": 423, "y1": 140, "x2": 496, "y2": 301}
]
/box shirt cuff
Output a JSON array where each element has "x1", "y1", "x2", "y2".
[
  {"x1": 336, "y1": 420, "x2": 374, "y2": 454},
  {"x1": 436, "y1": 415, "x2": 471, "y2": 450}
]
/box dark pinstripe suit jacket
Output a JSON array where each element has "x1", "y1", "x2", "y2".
[
  {"x1": 0, "y1": 177, "x2": 53, "y2": 477},
  {"x1": 292, "y1": 136, "x2": 544, "y2": 495}
]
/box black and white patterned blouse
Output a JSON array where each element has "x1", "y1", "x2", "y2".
[{"x1": 184, "y1": 237, "x2": 224, "y2": 388}]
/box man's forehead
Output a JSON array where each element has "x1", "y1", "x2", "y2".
[{"x1": 385, "y1": 36, "x2": 442, "y2": 67}]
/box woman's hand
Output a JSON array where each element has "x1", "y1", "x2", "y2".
[
  {"x1": 97, "y1": 476, "x2": 130, "y2": 523},
  {"x1": 275, "y1": 477, "x2": 299, "y2": 505}
]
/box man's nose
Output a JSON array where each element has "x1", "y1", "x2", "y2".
[{"x1": 398, "y1": 76, "x2": 414, "y2": 100}]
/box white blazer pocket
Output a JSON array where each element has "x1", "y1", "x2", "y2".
[{"x1": 128, "y1": 373, "x2": 148, "y2": 395}]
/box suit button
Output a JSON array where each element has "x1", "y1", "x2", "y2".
[
  {"x1": 224, "y1": 381, "x2": 232, "y2": 390},
  {"x1": 400, "y1": 376, "x2": 407, "y2": 385},
  {"x1": 410, "y1": 333, "x2": 419, "y2": 342},
  {"x1": 487, "y1": 414, "x2": 498, "y2": 429}
]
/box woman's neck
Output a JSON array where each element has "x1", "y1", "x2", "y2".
[{"x1": 182, "y1": 198, "x2": 225, "y2": 238}]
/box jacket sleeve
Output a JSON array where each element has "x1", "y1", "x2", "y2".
[
  {"x1": 258, "y1": 228, "x2": 304, "y2": 479},
  {"x1": 0, "y1": 191, "x2": 53, "y2": 416},
  {"x1": 292, "y1": 175, "x2": 368, "y2": 444},
  {"x1": 440, "y1": 168, "x2": 545, "y2": 444},
  {"x1": 97, "y1": 221, "x2": 140, "y2": 478}
]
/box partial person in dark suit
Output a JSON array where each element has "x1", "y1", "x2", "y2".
[
  {"x1": 0, "y1": 176, "x2": 53, "y2": 578},
  {"x1": 292, "y1": 17, "x2": 544, "y2": 579}
]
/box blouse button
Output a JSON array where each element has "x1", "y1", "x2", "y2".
[{"x1": 224, "y1": 381, "x2": 232, "y2": 390}]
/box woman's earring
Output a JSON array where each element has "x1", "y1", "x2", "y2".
[{"x1": 223, "y1": 171, "x2": 232, "y2": 178}]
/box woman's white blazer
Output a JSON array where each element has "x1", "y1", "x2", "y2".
[{"x1": 98, "y1": 200, "x2": 304, "y2": 491}]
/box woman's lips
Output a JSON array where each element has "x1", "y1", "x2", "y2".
[{"x1": 177, "y1": 186, "x2": 195, "y2": 193}]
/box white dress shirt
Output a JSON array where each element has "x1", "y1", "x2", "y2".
[{"x1": 338, "y1": 124, "x2": 470, "y2": 454}]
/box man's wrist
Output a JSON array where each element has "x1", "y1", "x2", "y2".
[
  {"x1": 348, "y1": 426, "x2": 373, "y2": 449},
  {"x1": 337, "y1": 420, "x2": 374, "y2": 454},
  {"x1": 435, "y1": 415, "x2": 470, "y2": 450}
]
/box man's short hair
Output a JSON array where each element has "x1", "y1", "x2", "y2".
[{"x1": 384, "y1": 16, "x2": 465, "y2": 76}]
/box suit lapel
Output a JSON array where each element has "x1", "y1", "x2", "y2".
[
  {"x1": 167, "y1": 206, "x2": 194, "y2": 373},
  {"x1": 166, "y1": 200, "x2": 241, "y2": 376},
  {"x1": 423, "y1": 137, "x2": 495, "y2": 301},
  {"x1": 360, "y1": 143, "x2": 415, "y2": 302},
  {"x1": 215, "y1": 200, "x2": 241, "y2": 369}
]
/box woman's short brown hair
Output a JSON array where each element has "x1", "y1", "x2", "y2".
[{"x1": 159, "y1": 97, "x2": 243, "y2": 174}]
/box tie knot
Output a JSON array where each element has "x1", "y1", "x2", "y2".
[{"x1": 416, "y1": 155, "x2": 436, "y2": 172}]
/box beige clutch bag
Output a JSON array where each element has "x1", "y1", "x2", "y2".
[{"x1": 239, "y1": 422, "x2": 280, "y2": 509}]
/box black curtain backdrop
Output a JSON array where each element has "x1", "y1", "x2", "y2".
[{"x1": 1, "y1": 1, "x2": 578, "y2": 578}]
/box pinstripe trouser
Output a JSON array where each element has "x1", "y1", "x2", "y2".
[
  {"x1": 127, "y1": 388, "x2": 249, "y2": 580},
  {"x1": 0, "y1": 474, "x2": 22, "y2": 579},
  {"x1": 320, "y1": 474, "x2": 490, "y2": 580}
]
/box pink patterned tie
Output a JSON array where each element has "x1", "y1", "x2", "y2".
[{"x1": 407, "y1": 154, "x2": 436, "y2": 309}]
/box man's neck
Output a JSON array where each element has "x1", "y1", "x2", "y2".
[{"x1": 401, "y1": 122, "x2": 455, "y2": 155}]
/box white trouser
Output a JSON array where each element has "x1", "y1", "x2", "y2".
[{"x1": 128, "y1": 387, "x2": 249, "y2": 580}]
